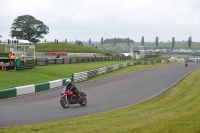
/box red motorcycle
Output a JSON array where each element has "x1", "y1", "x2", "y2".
[{"x1": 60, "y1": 89, "x2": 87, "y2": 108}]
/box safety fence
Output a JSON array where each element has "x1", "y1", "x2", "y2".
[
  {"x1": 140, "y1": 60, "x2": 169, "y2": 65},
  {"x1": 35, "y1": 56, "x2": 130, "y2": 66}
]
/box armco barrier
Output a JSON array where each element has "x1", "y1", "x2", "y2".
[
  {"x1": 0, "y1": 77, "x2": 72, "y2": 100},
  {"x1": 161, "y1": 60, "x2": 166, "y2": 63}
]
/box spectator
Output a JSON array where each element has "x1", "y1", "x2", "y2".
[
  {"x1": 20, "y1": 55, "x2": 26, "y2": 64},
  {"x1": 56, "y1": 53, "x2": 60, "y2": 58},
  {"x1": 20, "y1": 54, "x2": 25, "y2": 60},
  {"x1": 10, "y1": 53, "x2": 16, "y2": 60},
  {"x1": 93, "y1": 53, "x2": 96, "y2": 58},
  {"x1": 8, "y1": 52, "x2": 13, "y2": 59}
]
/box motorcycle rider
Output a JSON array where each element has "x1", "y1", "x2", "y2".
[
  {"x1": 65, "y1": 79, "x2": 81, "y2": 100},
  {"x1": 185, "y1": 59, "x2": 188, "y2": 67}
]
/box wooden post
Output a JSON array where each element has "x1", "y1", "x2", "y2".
[{"x1": 46, "y1": 58, "x2": 48, "y2": 65}]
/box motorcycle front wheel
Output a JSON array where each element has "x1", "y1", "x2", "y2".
[
  {"x1": 79, "y1": 98, "x2": 87, "y2": 106},
  {"x1": 60, "y1": 97, "x2": 70, "y2": 108}
]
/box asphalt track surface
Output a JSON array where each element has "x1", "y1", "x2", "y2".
[{"x1": 0, "y1": 63, "x2": 199, "y2": 127}]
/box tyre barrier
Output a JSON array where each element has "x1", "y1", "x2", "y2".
[{"x1": 72, "y1": 62, "x2": 136, "y2": 83}]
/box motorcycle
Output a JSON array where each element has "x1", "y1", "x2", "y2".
[
  {"x1": 60, "y1": 89, "x2": 87, "y2": 108},
  {"x1": 185, "y1": 63, "x2": 188, "y2": 67}
]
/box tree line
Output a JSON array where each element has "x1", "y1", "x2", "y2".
[
  {"x1": 8, "y1": 15, "x2": 194, "y2": 48},
  {"x1": 103, "y1": 38, "x2": 134, "y2": 44}
]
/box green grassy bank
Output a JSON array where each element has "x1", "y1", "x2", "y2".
[{"x1": 0, "y1": 43, "x2": 116, "y2": 54}]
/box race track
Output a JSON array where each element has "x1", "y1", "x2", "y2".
[{"x1": 0, "y1": 62, "x2": 199, "y2": 127}]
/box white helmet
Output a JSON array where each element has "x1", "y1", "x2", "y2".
[{"x1": 66, "y1": 79, "x2": 71, "y2": 85}]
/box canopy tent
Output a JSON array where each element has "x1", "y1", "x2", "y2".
[{"x1": 2, "y1": 39, "x2": 31, "y2": 44}]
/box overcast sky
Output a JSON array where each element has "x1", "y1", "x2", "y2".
[{"x1": 0, "y1": 0, "x2": 200, "y2": 42}]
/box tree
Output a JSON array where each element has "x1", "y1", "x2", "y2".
[
  {"x1": 89, "y1": 38, "x2": 91, "y2": 46},
  {"x1": 127, "y1": 37, "x2": 130, "y2": 46},
  {"x1": 65, "y1": 38, "x2": 67, "y2": 43},
  {"x1": 141, "y1": 36, "x2": 144, "y2": 46},
  {"x1": 155, "y1": 36, "x2": 159, "y2": 46},
  {"x1": 172, "y1": 37, "x2": 175, "y2": 48},
  {"x1": 0, "y1": 35, "x2": 2, "y2": 43},
  {"x1": 10, "y1": 15, "x2": 49, "y2": 43},
  {"x1": 78, "y1": 41, "x2": 83, "y2": 45},
  {"x1": 114, "y1": 37, "x2": 116, "y2": 46},
  {"x1": 103, "y1": 38, "x2": 134, "y2": 44},
  {"x1": 188, "y1": 36, "x2": 192, "y2": 48},
  {"x1": 101, "y1": 37, "x2": 104, "y2": 46}
]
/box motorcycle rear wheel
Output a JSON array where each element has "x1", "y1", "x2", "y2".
[
  {"x1": 60, "y1": 97, "x2": 70, "y2": 108},
  {"x1": 79, "y1": 98, "x2": 87, "y2": 106}
]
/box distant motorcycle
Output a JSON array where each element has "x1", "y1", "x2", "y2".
[
  {"x1": 60, "y1": 89, "x2": 87, "y2": 108},
  {"x1": 185, "y1": 62, "x2": 188, "y2": 67}
]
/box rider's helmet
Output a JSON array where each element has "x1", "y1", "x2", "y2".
[{"x1": 66, "y1": 79, "x2": 71, "y2": 86}]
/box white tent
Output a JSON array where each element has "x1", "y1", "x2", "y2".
[
  {"x1": 2, "y1": 39, "x2": 31, "y2": 44},
  {"x1": 18, "y1": 40, "x2": 31, "y2": 44}
]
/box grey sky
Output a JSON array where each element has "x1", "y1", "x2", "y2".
[{"x1": 0, "y1": 0, "x2": 200, "y2": 42}]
